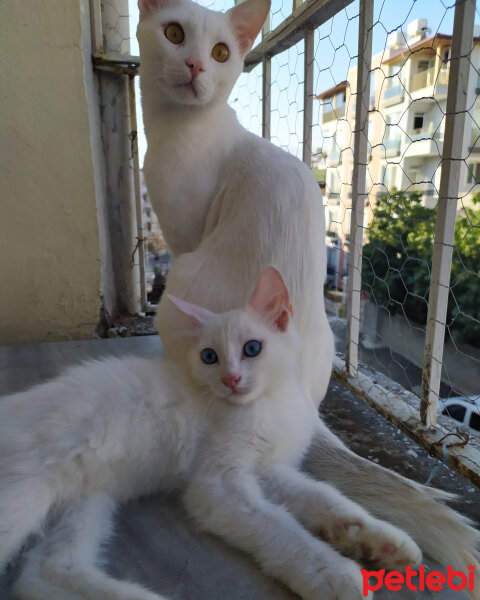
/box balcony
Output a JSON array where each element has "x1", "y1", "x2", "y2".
[
  {"x1": 351, "y1": 95, "x2": 375, "y2": 114},
  {"x1": 470, "y1": 128, "x2": 480, "y2": 153},
  {"x1": 384, "y1": 138, "x2": 401, "y2": 158},
  {"x1": 410, "y1": 66, "x2": 449, "y2": 97},
  {"x1": 404, "y1": 130, "x2": 443, "y2": 157},
  {"x1": 322, "y1": 104, "x2": 346, "y2": 123},
  {"x1": 406, "y1": 181, "x2": 436, "y2": 195},
  {"x1": 382, "y1": 85, "x2": 405, "y2": 107},
  {"x1": 1, "y1": 334, "x2": 476, "y2": 600}
]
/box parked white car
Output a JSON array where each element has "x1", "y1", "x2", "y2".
[{"x1": 438, "y1": 396, "x2": 480, "y2": 434}]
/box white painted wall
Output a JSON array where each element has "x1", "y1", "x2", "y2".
[{"x1": 0, "y1": 1, "x2": 104, "y2": 344}]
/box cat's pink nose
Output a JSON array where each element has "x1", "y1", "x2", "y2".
[
  {"x1": 222, "y1": 374, "x2": 241, "y2": 390},
  {"x1": 185, "y1": 58, "x2": 205, "y2": 79}
]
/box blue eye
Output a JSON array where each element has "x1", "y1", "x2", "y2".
[
  {"x1": 243, "y1": 340, "x2": 262, "y2": 358},
  {"x1": 200, "y1": 348, "x2": 218, "y2": 364}
]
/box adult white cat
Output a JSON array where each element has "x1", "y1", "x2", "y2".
[
  {"x1": 137, "y1": 0, "x2": 479, "y2": 588},
  {"x1": 138, "y1": 0, "x2": 334, "y2": 405},
  {"x1": 1, "y1": 268, "x2": 421, "y2": 600}
]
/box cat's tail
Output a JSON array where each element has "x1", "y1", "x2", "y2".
[
  {"x1": 0, "y1": 474, "x2": 55, "y2": 571},
  {"x1": 305, "y1": 421, "x2": 480, "y2": 599}
]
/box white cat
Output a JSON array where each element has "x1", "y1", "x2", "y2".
[
  {"x1": 1, "y1": 268, "x2": 422, "y2": 600},
  {"x1": 137, "y1": 0, "x2": 480, "y2": 590},
  {"x1": 138, "y1": 0, "x2": 335, "y2": 405}
]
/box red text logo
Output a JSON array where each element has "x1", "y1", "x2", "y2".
[{"x1": 361, "y1": 564, "x2": 475, "y2": 597}]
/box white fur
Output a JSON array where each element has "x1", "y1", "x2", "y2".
[
  {"x1": 2, "y1": 1, "x2": 477, "y2": 599},
  {"x1": 1, "y1": 294, "x2": 423, "y2": 600},
  {"x1": 139, "y1": 0, "x2": 335, "y2": 404},
  {"x1": 138, "y1": 0, "x2": 480, "y2": 596}
]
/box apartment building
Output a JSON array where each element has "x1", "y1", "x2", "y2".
[{"x1": 317, "y1": 19, "x2": 480, "y2": 259}]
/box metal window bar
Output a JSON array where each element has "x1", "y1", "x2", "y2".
[
  {"x1": 128, "y1": 75, "x2": 148, "y2": 312},
  {"x1": 345, "y1": 0, "x2": 373, "y2": 377},
  {"x1": 89, "y1": 0, "x2": 154, "y2": 313},
  {"x1": 89, "y1": 0, "x2": 480, "y2": 487},
  {"x1": 420, "y1": 0, "x2": 476, "y2": 428},
  {"x1": 303, "y1": 24, "x2": 315, "y2": 167},
  {"x1": 262, "y1": 10, "x2": 272, "y2": 140}
]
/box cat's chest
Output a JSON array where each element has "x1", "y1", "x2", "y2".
[
  {"x1": 254, "y1": 393, "x2": 317, "y2": 467},
  {"x1": 143, "y1": 118, "x2": 234, "y2": 256},
  {"x1": 198, "y1": 389, "x2": 316, "y2": 471},
  {"x1": 145, "y1": 156, "x2": 217, "y2": 255}
]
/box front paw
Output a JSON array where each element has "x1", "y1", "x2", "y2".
[
  {"x1": 313, "y1": 558, "x2": 372, "y2": 600},
  {"x1": 319, "y1": 517, "x2": 422, "y2": 571}
]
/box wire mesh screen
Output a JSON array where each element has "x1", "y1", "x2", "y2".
[
  {"x1": 98, "y1": 0, "x2": 480, "y2": 478},
  {"x1": 358, "y1": 1, "x2": 480, "y2": 446},
  {"x1": 102, "y1": 0, "x2": 136, "y2": 56}
]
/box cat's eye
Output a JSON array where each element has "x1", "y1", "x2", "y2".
[
  {"x1": 243, "y1": 340, "x2": 262, "y2": 358},
  {"x1": 164, "y1": 23, "x2": 184, "y2": 45},
  {"x1": 201, "y1": 348, "x2": 218, "y2": 365},
  {"x1": 212, "y1": 42, "x2": 229, "y2": 63}
]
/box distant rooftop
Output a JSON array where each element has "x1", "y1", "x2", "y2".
[
  {"x1": 315, "y1": 17, "x2": 480, "y2": 98},
  {"x1": 383, "y1": 33, "x2": 451, "y2": 65},
  {"x1": 383, "y1": 32, "x2": 480, "y2": 65},
  {"x1": 315, "y1": 80, "x2": 348, "y2": 100}
]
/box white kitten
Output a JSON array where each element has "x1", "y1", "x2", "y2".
[
  {"x1": 138, "y1": 0, "x2": 479, "y2": 590},
  {"x1": 1, "y1": 268, "x2": 424, "y2": 600}
]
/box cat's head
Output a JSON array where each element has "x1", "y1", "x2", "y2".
[
  {"x1": 137, "y1": 0, "x2": 270, "y2": 107},
  {"x1": 168, "y1": 267, "x2": 299, "y2": 405}
]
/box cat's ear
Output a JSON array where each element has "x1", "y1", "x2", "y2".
[
  {"x1": 167, "y1": 295, "x2": 215, "y2": 328},
  {"x1": 247, "y1": 266, "x2": 293, "y2": 333},
  {"x1": 138, "y1": 0, "x2": 169, "y2": 20},
  {"x1": 227, "y1": 0, "x2": 271, "y2": 55}
]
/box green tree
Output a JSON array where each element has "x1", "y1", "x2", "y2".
[
  {"x1": 362, "y1": 190, "x2": 480, "y2": 348},
  {"x1": 312, "y1": 167, "x2": 326, "y2": 183},
  {"x1": 449, "y1": 193, "x2": 480, "y2": 346}
]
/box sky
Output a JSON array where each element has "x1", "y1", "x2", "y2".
[{"x1": 127, "y1": 0, "x2": 480, "y2": 165}]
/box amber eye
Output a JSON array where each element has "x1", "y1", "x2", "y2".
[
  {"x1": 164, "y1": 23, "x2": 184, "y2": 45},
  {"x1": 212, "y1": 42, "x2": 229, "y2": 63}
]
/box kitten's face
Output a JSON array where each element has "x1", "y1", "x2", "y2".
[
  {"x1": 168, "y1": 266, "x2": 295, "y2": 405},
  {"x1": 137, "y1": 0, "x2": 269, "y2": 107},
  {"x1": 187, "y1": 309, "x2": 297, "y2": 405}
]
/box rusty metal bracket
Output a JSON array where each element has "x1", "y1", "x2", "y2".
[
  {"x1": 332, "y1": 356, "x2": 480, "y2": 488},
  {"x1": 131, "y1": 236, "x2": 147, "y2": 268},
  {"x1": 92, "y1": 54, "x2": 139, "y2": 77}
]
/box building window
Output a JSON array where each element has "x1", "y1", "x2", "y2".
[
  {"x1": 383, "y1": 164, "x2": 397, "y2": 190},
  {"x1": 413, "y1": 113, "x2": 424, "y2": 132},
  {"x1": 418, "y1": 60, "x2": 430, "y2": 73},
  {"x1": 442, "y1": 404, "x2": 466, "y2": 422},
  {"x1": 385, "y1": 112, "x2": 401, "y2": 141},
  {"x1": 470, "y1": 412, "x2": 480, "y2": 432},
  {"x1": 409, "y1": 165, "x2": 420, "y2": 186},
  {"x1": 466, "y1": 162, "x2": 480, "y2": 184},
  {"x1": 328, "y1": 171, "x2": 341, "y2": 194}
]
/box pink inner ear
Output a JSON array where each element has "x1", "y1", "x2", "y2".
[
  {"x1": 247, "y1": 266, "x2": 293, "y2": 333},
  {"x1": 138, "y1": 0, "x2": 170, "y2": 19},
  {"x1": 167, "y1": 294, "x2": 216, "y2": 328},
  {"x1": 228, "y1": 0, "x2": 271, "y2": 55}
]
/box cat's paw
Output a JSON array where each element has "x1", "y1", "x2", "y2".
[
  {"x1": 356, "y1": 519, "x2": 422, "y2": 571},
  {"x1": 319, "y1": 516, "x2": 422, "y2": 571},
  {"x1": 308, "y1": 558, "x2": 372, "y2": 600}
]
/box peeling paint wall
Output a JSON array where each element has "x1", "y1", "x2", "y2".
[{"x1": 0, "y1": 1, "x2": 103, "y2": 344}]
